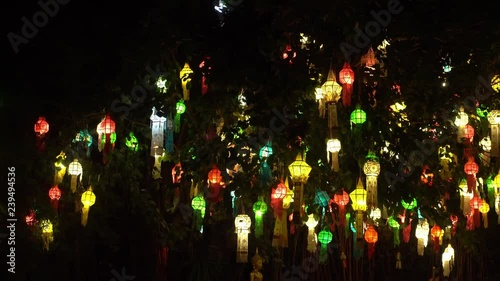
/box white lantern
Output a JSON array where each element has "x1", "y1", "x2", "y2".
[
  {"x1": 67, "y1": 159, "x2": 83, "y2": 193},
  {"x1": 363, "y1": 155, "x2": 380, "y2": 208},
  {"x1": 488, "y1": 110, "x2": 500, "y2": 157},
  {"x1": 454, "y1": 107, "x2": 468, "y2": 143},
  {"x1": 326, "y1": 138, "x2": 341, "y2": 171},
  {"x1": 235, "y1": 214, "x2": 251, "y2": 263},
  {"x1": 442, "y1": 244, "x2": 455, "y2": 277},
  {"x1": 415, "y1": 219, "x2": 429, "y2": 256},
  {"x1": 150, "y1": 107, "x2": 167, "y2": 157},
  {"x1": 305, "y1": 214, "x2": 318, "y2": 253}
]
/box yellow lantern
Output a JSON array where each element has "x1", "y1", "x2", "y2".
[
  {"x1": 179, "y1": 63, "x2": 193, "y2": 100},
  {"x1": 288, "y1": 153, "x2": 312, "y2": 213},
  {"x1": 488, "y1": 110, "x2": 500, "y2": 157},
  {"x1": 322, "y1": 69, "x2": 342, "y2": 129},
  {"x1": 442, "y1": 244, "x2": 455, "y2": 277},
  {"x1": 363, "y1": 154, "x2": 380, "y2": 208},
  {"x1": 326, "y1": 138, "x2": 341, "y2": 172},
  {"x1": 305, "y1": 214, "x2": 318, "y2": 253},
  {"x1": 41, "y1": 220, "x2": 53, "y2": 251},
  {"x1": 67, "y1": 159, "x2": 83, "y2": 193},
  {"x1": 491, "y1": 75, "x2": 500, "y2": 92},
  {"x1": 235, "y1": 214, "x2": 251, "y2": 263},
  {"x1": 54, "y1": 152, "x2": 67, "y2": 185},
  {"x1": 350, "y1": 179, "x2": 367, "y2": 239},
  {"x1": 81, "y1": 187, "x2": 96, "y2": 226},
  {"x1": 479, "y1": 201, "x2": 490, "y2": 228}
]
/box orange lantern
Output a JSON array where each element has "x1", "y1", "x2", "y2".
[
  {"x1": 464, "y1": 158, "x2": 479, "y2": 192},
  {"x1": 464, "y1": 124, "x2": 474, "y2": 142},
  {"x1": 430, "y1": 224, "x2": 443, "y2": 253},
  {"x1": 364, "y1": 225, "x2": 378, "y2": 260},
  {"x1": 48, "y1": 186, "x2": 62, "y2": 210},
  {"x1": 207, "y1": 165, "x2": 223, "y2": 203},
  {"x1": 208, "y1": 166, "x2": 222, "y2": 185},
  {"x1": 25, "y1": 210, "x2": 36, "y2": 226},
  {"x1": 339, "y1": 62, "x2": 355, "y2": 107},
  {"x1": 469, "y1": 195, "x2": 482, "y2": 229},
  {"x1": 34, "y1": 116, "x2": 49, "y2": 136},
  {"x1": 420, "y1": 165, "x2": 434, "y2": 186}
]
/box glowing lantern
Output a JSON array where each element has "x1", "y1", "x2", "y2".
[
  {"x1": 430, "y1": 224, "x2": 443, "y2": 253},
  {"x1": 495, "y1": 195, "x2": 500, "y2": 224},
  {"x1": 322, "y1": 69, "x2": 342, "y2": 128},
  {"x1": 288, "y1": 152, "x2": 311, "y2": 213},
  {"x1": 415, "y1": 219, "x2": 429, "y2": 256},
  {"x1": 454, "y1": 107, "x2": 468, "y2": 142},
  {"x1": 350, "y1": 179, "x2": 367, "y2": 239},
  {"x1": 480, "y1": 137, "x2": 491, "y2": 166},
  {"x1": 272, "y1": 182, "x2": 287, "y2": 200},
  {"x1": 459, "y1": 179, "x2": 473, "y2": 216},
  {"x1": 252, "y1": 197, "x2": 267, "y2": 238},
  {"x1": 96, "y1": 114, "x2": 116, "y2": 164},
  {"x1": 318, "y1": 229, "x2": 333, "y2": 263},
  {"x1": 150, "y1": 107, "x2": 166, "y2": 157},
  {"x1": 67, "y1": 159, "x2": 83, "y2": 193},
  {"x1": 271, "y1": 181, "x2": 289, "y2": 248},
  {"x1": 350, "y1": 106, "x2": 367, "y2": 125},
  {"x1": 315, "y1": 87, "x2": 326, "y2": 118},
  {"x1": 282, "y1": 44, "x2": 296, "y2": 64},
  {"x1": 34, "y1": 116, "x2": 49, "y2": 136},
  {"x1": 314, "y1": 190, "x2": 329, "y2": 208},
  {"x1": 339, "y1": 62, "x2": 354, "y2": 107},
  {"x1": 25, "y1": 210, "x2": 36, "y2": 226},
  {"x1": 491, "y1": 75, "x2": 500, "y2": 92},
  {"x1": 125, "y1": 132, "x2": 139, "y2": 152},
  {"x1": 438, "y1": 145, "x2": 455, "y2": 180},
  {"x1": 388, "y1": 216, "x2": 400, "y2": 246},
  {"x1": 48, "y1": 186, "x2": 61, "y2": 210},
  {"x1": 81, "y1": 187, "x2": 96, "y2": 226},
  {"x1": 259, "y1": 141, "x2": 273, "y2": 159},
  {"x1": 479, "y1": 201, "x2": 490, "y2": 228},
  {"x1": 469, "y1": 195, "x2": 482, "y2": 230},
  {"x1": 208, "y1": 165, "x2": 223, "y2": 185},
  {"x1": 179, "y1": 63, "x2": 193, "y2": 100},
  {"x1": 174, "y1": 100, "x2": 186, "y2": 132},
  {"x1": 235, "y1": 214, "x2": 251, "y2": 263},
  {"x1": 156, "y1": 76, "x2": 168, "y2": 93},
  {"x1": 333, "y1": 189, "x2": 350, "y2": 227},
  {"x1": 364, "y1": 225, "x2": 378, "y2": 260},
  {"x1": 442, "y1": 244, "x2": 455, "y2": 277},
  {"x1": 326, "y1": 138, "x2": 341, "y2": 172},
  {"x1": 488, "y1": 110, "x2": 500, "y2": 157},
  {"x1": 305, "y1": 214, "x2": 318, "y2": 253},
  {"x1": 464, "y1": 158, "x2": 479, "y2": 192},
  {"x1": 363, "y1": 153, "x2": 380, "y2": 208},
  {"x1": 53, "y1": 152, "x2": 67, "y2": 186},
  {"x1": 192, "y1": 195, "x2": 206, "y2": 232},
  {"x1": 41, "y1": 220, "x2": 53, "y2": 251},
  {"x1": 361, "y1": 47, "x2": 378, "y2": 67},
  {"x1": 464, "y1": 124, "x2": 475, "y2": 142}
]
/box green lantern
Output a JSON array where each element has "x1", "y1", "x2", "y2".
[
  {"x1": 388, "y1": 216, "x2": 400, "y2": 246},
  {"x1": 253, "y1": 197, "x2": 267, "y2": 238},
  {"x1": 176, "y1": 100, "x2": 186, "y2": 114},
  {"x1": 318, "y1": 229, "x2": 333, "y2": 263},
  {"x1": 175, "y1": 100, "x2": 186, "y2": 132},
  {"x1": 315, "y1": 190, "x2": 329, "y2": 207},
  {"x1": 191, "y1": 195, "x2": 206, "y2": 232},
  {"x1": 125, "y1": 132, "x2": 138, "y2": 152},
  {"x1": 259, "y1": 141, "x2": 273, "y2": 160},
  {"x1": 401, "y1": 198, "x2": 417, "y2": 210},
  {"x1": 350, "y1": 105, "x2": 366, "y2": 125}
]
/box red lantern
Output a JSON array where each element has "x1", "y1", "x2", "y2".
[
  {"x1": 207, "y1": 165, "x2": 223, "y2": 203},
  {"x1": 208, "y1": 166, "x2": 222, "y2": 185},
  {"x1": 49, "y1": 186, "x2": 62, "y2": 209},
  {"x1": 25, "y1": 210, "x2": 36, "y2": 226},
  {"x1": 339, "y1": 63, "x2": 355, "y2": 107},
  {"x1": 469, "y1": 195, "x2": 482, "y2": 229},
  {"x1": 282, "y1": 44, "x2": 296, "y2": 64},
  {"x1": 97, "y1": 114, "x2": 116, "y2": 164},
  {"x1": 364, "y1": 225, "x2": 378, "y2": 260},
  {"x1": 464, "y1": 158, "x2": 479, "y2": 192},
  {"x1": 430, "y1": 225, "x2": 443, "y2": 253},
  {"x1": 34, "y1": 116, "x2": 49, "y2": 136},
  {"x1": 464, "y1": 124, "x2": 474, "y2": 141},
  {"x1": 333, "y1": 189, "x2": 350, "y2": 227},
  {"x1": 272, "y1": 182, "x2": 287, "y2": 199}
]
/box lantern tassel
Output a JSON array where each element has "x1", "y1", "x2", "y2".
[
  {"x1": 42, "y1": 232, "x2": 53, "y2": 251},
  {"x1": 51, "y1": 199, "x2": 59, "y2": 210},
  {"x1": 174, "y1": 114, "x2": 181, "y2": 133},
  {"x1": 332, "y1": 152, "x2": 339, "y2": 172},
  {"x1": 320, "y1": 245, "x2": 328, "y2": 263},
  {"x1": 392, "y1": 227, "x2": 400, "y2": 247},
  {"x1": 342, "y1": 84, "x2": 353, "y2": 107},
  {"x1": 255, "y1": 214, "x2": 263, "y2": 238},
  {"x1": 81, "y1": 206, "x2": 90, "y2": 226},
  {"x1": 417, "y1": 238, "x2": 425, "y2": 256},
  {"x1": 70, "y1": 175, "x2": 77, "y2": 193},
  {"x1": 194, "y1": 209, "x2": 203, "y2": 231},
  {"x1": 367, "y1": 243, "x2": 375, "y2": 260},
  {"x1": 482, "y1": 212, "x2": 488, "y2": 228}
]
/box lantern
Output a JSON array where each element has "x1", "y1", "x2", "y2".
[
  {"x1": 156, "y1": 76, "x2": 168, "y2": 93},
  {"x1": 235, "y1": 214, "x2": 251, "y2": 263},
  {"x1": 315, "y1": 87, "x2": 326, "y2": 118},
  {"x1": 442, "y1": 244, "x2": 455, "y2": 277},
  {"x1": 288, "y1": 152, "x2": 312, "y2": 213},
  {"x1": 272, "y1": 182, "x2": 287, "y2": 200},
  {"x1": 479, "y1": 201, "x2": 490, "y2": 228},
  {"x1": 333, "y1": 189, "x2": 350, "y2": 227},
  {"x1": 415, "y1": 219, "x2": 429, "y2": 256},
  {"x1": 25, "y1": 209, "x2": 36, "y2": 226},
  {"x1": 350, "y1": 179, "x2": 367, "y2": 239},
  {"x1": 488, "y1": 110, "x2": 500, "y2": 157},
  {"x1": 339, "y1": 62, "x2": 354, "y2": 107},
  {"x1": 96, "y1": 114, "x2": 116, "y2": 164},
  {"x1": 459, "y1": 179, "x2": 473, "y2": 216},
  {"x1": 361, "y1": 47, "x2": 378, "y2": 67},
  {"x1": 259, "y1": 141, "x2": 273, "y2": 159},
  {"x1": 305, "y1": 214, "x2": 318, "y2": 253},
  {"x1": 454, "y1": 107, "x2": 468, "y2": 142},
  {"x1": 48, "y1": 186, "x2": 61, "y2": 210},
  {"x1": 469, "y1": 195, "x2": 482, "y2": 230},
  {"x1": 174, "y1": 100, "x2": 186, "y2": 132},
  {"x1": 34, "y1": 116, "x2": 49, "y2": 136},
  {"x1": 495, "y1": 194, "x2": 500, "y2": 224},
  {"x1": 350, "y1": 105, "x2": 367, "y2": 137},
  {"x1": 364, "y1": 225, "x2": 378, "y2": 260},
  {"x1": 438, "y1": 145, "x2": 455, "y2": 180},
  {"x1": 363, "y1": 153, "x2": 380, "y2": 208},
  {"x1": 326, "y1": 138, "x2": 341, "y2": 172},
  {"x1": 464, "y1": 124, "x2": 475, "y2": 142},
  {"x1": 192, "y1": 195, "x2": 206, "y2": 232},
  {"x1": 150, "y1": 107, "x2": 166, "y2": 157},
  {"x1": 492, "y1": 75, "x2": 500, "y2": 92},
  {"x1": 207, "y1": 165, "x2": 223, "y2": 202},
  {"x1": 67, "y1": 159, "x2": 82, "y2": 193},
  {"x1": 464, "y1": 158, "x2": 479, "y2": 192},
  {"x1": 480, "y1": 137, "x2": 491, "y2": 166},
  {"x1": 253, "y1": 197, "x2": 267, "y2": 238},
  {"x1": 179, "y1": 63, "x2": 193, "y2": 100},
  {"x1": 388, "y1": 216, "x2": 400, "y2": 246},
  {"x1": 41, "y1": 220, "x2": 53, "y2": 251},
  {"x1": 125, "y1": 132, "x2": 139, "y2": 152},
  {"x1": 318, "y1": 229, "x2": 333, "y2": 263},
  {"x1": 53, "y1": 152, "x2": 67, "y2": 186},
  {"x1": 430, "y1": 224, "x2": 443, "y2": 253},
  {"x1": 322, "y1": 69, "x2": 342, "y2": 128},
  {"x1": 271, "y1": 181, "x2": 289, "y2": 248},
  {"x1": 208, "y1": 165, "x2": 223, "y2": 185},
  {"x1": 81, "y1": 187, "x2": 96, "y2": 227}
]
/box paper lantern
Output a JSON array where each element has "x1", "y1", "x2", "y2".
[
  {"x1": 25, "y1": 210, "x2": 36, "y2": 226},
  {"x1": 363, "y1": 154, "x2": 380, "y2": 208},
  {"x1": 315, "y1": 87, "x2": 326, "y2": 118},
  {"x1": 81, "y1": 187, "x2": 96, "y2": 227},
  {"x1": 350, "y1": 179, "x2": 367, "y2": 239},
  {"x1": 192, "y1": 195, "x2": 206, "y2": 232},
  {"x1": 322, "y1": 69, "x2": 342, "y2": 127},
  {"x1": 495, "y1": 195, "x2": 500, "y2": 224},
  {"x1": 388, "y1": 216, "x2": 400, "y2": 246},
  {"x1": 150, "y1": 107, "x2": 167, "y2": 157},
  {"x1": 339, "y1": 62, "x2": 354, "y2": 107},
  {"x1": 464, "y1": 158, "x2": 479, "y2": 192},
  {"x1": 415, "y1": 220, "x2": 429, "y2": 256},
  {"x1": 459, "y1": 179, "x2": 473, "y2": 216},
  {"x1": 288, "y1": 153, "x2": 312, "y2": 213},
  {"x1": 333, "y1": 189, "x2": 350, "y2": 227},
  {"x1": 361, "y1": 47, "x2": 378, "y2": 67},
  {"x1": 464, "y1": 124, "x2": 475, "y2": 142},
  {"x1": 350, "y1": 106, "x2": 366, "y2": 125},
  {"x1": 491, "y1": 75, "x2": 500, "y2": 92},
  {"x1": 259, "y1": 141, "x2": 273, "y2": 159},
  {"x1": 318, "y1": 229, "x2": 333, "y2": 263},
  {"x1": 67, "y1": 159, "x2": 83, "y2": 193},
  {"x1": 438, "y1": 145, "x2": 455, "y2": 180},
  {"x1": 41, "y1": 220, "x2": 53, "y2": 251},
  {"x1": 252, "y1": 197, "x2": 267, "y2": 238},
  {"x1": 469, "y1": 195, "x2": 482, "y2": 229},
  {"x1": 96, "y1": 114, "x2": 116, "y2": 164},
  {"x1": 364, "y1": 225, "x2": 378, "y2": 259},
  {"x1": 179, "y1": 63, "x2": 193, "y2": 100},
  {"x1": 488, "y1": 110, "x2": 500, "y2": 157},
  {"x1": 454, "y1": 107, "x2": 468, "y2": 142},
  {"x1": 34, "y1": 116, "x2": 49, "y2": 136},
  {"x1": 174, "y1": 100, "x2": 186, "y2": 132},
  {"x1": 235, "y1": 214, "x2": 251, "y2": 263},
  {"x1": 48, "y1": 186, "x2": 61, "y2": 210},
  {"x1": 326, "y1": 138, "x2": 341, "y2": 171},
  {"x1": 271, "y1": 181, "x2": 289, "y2": 248},
  {"x1": 430, "y1": 224, "x2": 443, "y2": 253},
  {"x1": 125, "y1": 132, "x2": 139, "y2": 152},
  {"x1": 208, "y1": 166, "x2": 223, "y2": 185},
  {"x1": 305, "y1": 214, "x2": 318, "y2": 253},
  {"x1": 479, "y1": 201, "x2": 490, "y2": 228},
  {"x1": 272, "y1": 182, "x2": 287, "y2": 200},
  {"x1": 442, "y1": 244, "x2": 455, "y2": 277},
  {"x1": 480, "y1": 137, "x2": 492, "y2": 166}
]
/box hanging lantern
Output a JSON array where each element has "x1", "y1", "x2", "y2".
[
  {"x1": 464, "y1": 124, "x2": 475, "y2": 142},
  {"x1": 288, "y1": 152, "x2": 312, "y2": 213},
  {"x1": 464, "y1": 158, "x2": 479, "y2": 192},
  {"x1": 174, "y1": 100, "x2": 186, "y2": 133},
  {"x1": 488, "y1": 110, "x2": 500, "y2": 157},
  {"x1": 339, "y1": 62, "x2": 355, "y2": 107},
  {"x1": 438, "y1": 145, "x2": 455, "y2": 180},
  {"x1": 459, "y1": 179, "x2": 473, "y2": 216},
  {"x1": 318, "y1": 229, "x2": 333, "y2": 263},
  {"x1": 25, "y1": 209, "x2": 36, "y2": 226},
  {"x1": 454, "y1": 107, "x2": 468, "y2": 143},
  {"x1": 207, "y1": 165, "x2": 223, "y2": 202},
  {"x1": 48, "y1": 186, "x2": 62, "y2": 210},
  {"x1": 388, "y1": 216, "x2": 400, "y2": 247},
  {"x1": 67, "y1": 159, "x2": 82, "y2": 193},
  {"x1": 125, "y1": 132, "x2": 139, "y2": 152},
  {"x1": 179, "y1": 63, "x2": 193, "y2": 100},
  {"x1": 150, "y1": 107, "x2": 166, "y2": 157},
  {"x1": 480, "y1": 137, "x2": 491, "y2": 166},
  {"x1": 333, "y1": 189, "x2": 350, "y2": 227},
  {"x1": 305, "y1": 214, "x2": 318, "y2": 253},
  {"x1": 350, "y1": 179, "x2": 367, "y2": 239},
  {"x1": 81, "y1": 187, "x2": 96, "y2": 227},
  {"x1": 479, "y1": 201, "x2": 490, "y2": 228},
  {"x1": 350, "y1": 106, "x2": 367, "y2": 125},
  {"x1": 53, "y1": 152, "x2": 67, "y2": 186},
  {"x1": 156, "y1": 76, "x2": 168, "y2": 93},
  {"x1": 363, "y1": 153, "x2": 380, "y2": 208},
  {"x1": 415, "y1": 219, "x2": 429, "y2": 256},
  {"x1": 253, "y1": 197, "x2": 267, "y2": 238},
  {"x1": 361, "y1": 47, "x2": 378, "y2": 67},
  {"x1": 469, "y1": 195, "x2": 482, "y2": 230},
  {"x1": 192, "y1": 195, "x2": 206, "y2": 232},
  {"x1": 271, "y1": 182, "x2": 288, "y2": 248},
  {"x1": 34, "y1": 116, "x2": 49, "y2": 136},
  {"x1": 315, "y1": 87, "x2": 326, "y2": 118},
  {"x1": 272, "y1": 182, "x2": 287, "y2": 200},
  {"x1": 495, "y1": 194, "x2": 500, "y2": 224},
  {"x1": 96, "y1": 114, "x2": 116, "y2": 164},
  {"x1": 41, "y1": 220, "x2": 53, "y2": 251},
  {"x1": 326, "y1": 138, "x2": 341, "y2": 171},
  {"x1": 235, "y1": 214, "x2": 252, "y2": 263},
  {"x1": 430, "y1": 224, "x2": 443, "y2": 253},
  {"x1": 442, "y1": 244, "x2": 455, "y2": 277},
  {"x1": 259, "y1": 141, "x2": 273, "y2": 160},
  {"x1": 364, "y1": 225, "x2": 378, "y2": 260},
  {"x1": 322, "y1": 69, "x2": 342, "y2": 128}
]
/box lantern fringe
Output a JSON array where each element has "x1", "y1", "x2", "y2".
[
  {"x1": 42, "y1": 233, "x2": 53, "y2": 251},
  {"x1": 392, "y1": 228, "x2": 400, "y2": 246},
  {"x1": 174, "y1": 114, "x2": 181, "y2": 133},
  {"x1": 194, "y1": 209, "x2": 203, "y2": 232},
  {"x1": 342, "y1": 84, "x2": 353, "y2": 107},
  {"x1": 51, "y1": 199, "x2": 59, "y2": 210},
  {"x1": 82, "y1": 206, "x2": 90, "y2": 226},
  {"x1": 319, "y1": 246, "x2": 328, "y2": 263},
  {"x1": 255, "y1": 215, "x2": 263, "y2": 238},
  {"x1": 70, "y1": 175, "x2": 78, "y2": 193}
]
